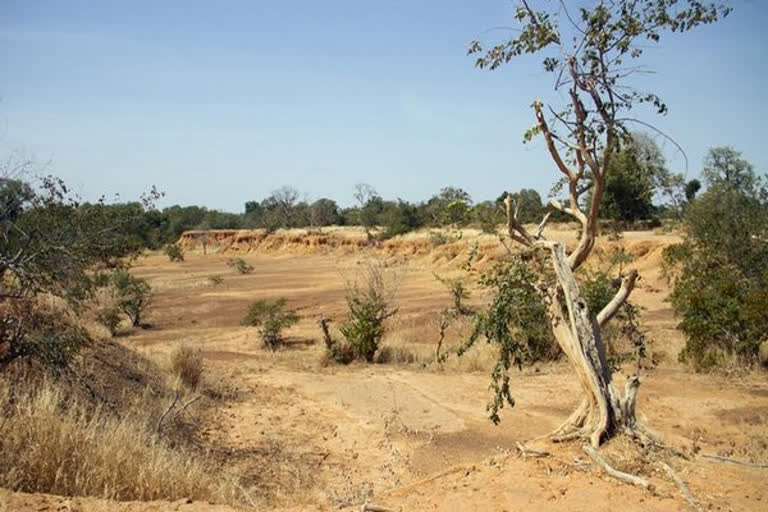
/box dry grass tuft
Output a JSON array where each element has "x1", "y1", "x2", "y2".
[
  {"x1": 0, "y1": 383, "x2": 240, "y2": 505},
  {"x1": 170, "y1": 344, "x2": 204, "y2": 390}
]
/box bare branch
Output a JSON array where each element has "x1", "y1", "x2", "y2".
[
  {"x1": 597, "y1": 270, "x2": 639, "y2": 328},
  {"x1": 534, "y1": 211, "x2": 553, "y2": 239},
  {"x1": 534, "y1": 101, "x2": 575, "y2": 180},
  {"x1": 156, "y1": 390, "x2": 180, "y2": 434},
  {"x1": 504, "y1": 193, "x2": 535, "y2": 247}
]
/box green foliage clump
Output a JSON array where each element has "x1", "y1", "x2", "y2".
[
  {"x1": 600, "y1": 136, "x2": 665, "y2": 223},
  {"x1": 226, "y1": 258, "x2": 253, "y2": 275},
  {"x1": 378, "y1": 200, "x2": 423, "y2": 240},
  {"x1": 241, "y1": 298, "x2": 299, "y2": 350},
  {"x1": 163, "y1": 243, "x2": 184, "y2": 262},
  {"x1": 459, "y1": 255, "x2": 555, "y2": 423},
  {"x1": 339, "y1": 265, "x2": 398, "y2": 362},
  {"x1": 665, "y1": 150, "x2": 768, "y2": 370},
  {"x1": 434, "y1": 273, "x2": 471, "y2": 315},
  {"x1": 428, "y1": 231, "x2": 451, "y2": 247},
  {"x1": 111, "y1": 270, "x2": 152, "y2": 328}
]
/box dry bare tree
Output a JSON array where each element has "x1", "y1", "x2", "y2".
[{"x1": 468, "y1": 0, "x2": 730, "y2": 447}]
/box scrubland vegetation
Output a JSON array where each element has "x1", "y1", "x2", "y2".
[{"x1": 1, "y1": 1, "x2": 766, "y2": 511}]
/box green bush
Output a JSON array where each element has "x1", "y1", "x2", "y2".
[
  {"x1": 241, "y1": 298, "x2": 299, "y2": 350},
  {"x1": 434, "y1": 273, "x2": 471, "y2": 315},
  {"x1": 163, "y1": 243, "x2": 184, "y2": 262},
  {"x1": 112, "y1": 270, "x2": 152, "y2": 327},
  {"x1": 226, "y1": 258, "x2": 253, "y2": 275},
  {"x1": 339, "y1": 265, "x2": 398, "y2": 362},
  {"x1": 664, "y1": 156, "x2": 768, "y2": 371},
  {"x1": 428, "y1": 231, "x2": 451, "y2": 247}
]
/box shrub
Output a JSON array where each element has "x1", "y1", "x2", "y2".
[
  {"x1": 0, "y1": 384, "x2": 237, "y2": 503},
  {"x1": 207, "y1": 275, "x2": 224, "y2": 286},
  {"x1": 0, "y1": 302, "x2": 90, "y2": 371},
  {"x1": 111, "y1": 269, "x2": 152, "y2": 327},
  {"x1": 339, "y1": 265, "x2": 398, "y2": 362},
  {"x1": 227, "y1": 257, "x2": 254, "y2": 275},
  {"x1": 434, "y1": 273, "x2": 471, "y2": 315},
  {"x1": 241, "y1": 298, "x2": 299, "y2": 350},
  {"x1": 428, "y1": 230, "x2": 451, "y2": 247},
  {"x1": 163, "y1": 243, "x2": 184, "y2": 262},
  {"x1": 169, "y1": 345, "x2": 204, "y2": 390},
  {"x1": 95, "y1": 306, "x2": 122, "y2": 336},
  {"x1": 378, "y1": 200, "x2": 423, "y2": 240},
  {"x1": 664, "y1": 173, "x2": 768, "y2": 371}
]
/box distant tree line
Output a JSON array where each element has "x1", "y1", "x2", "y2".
[{"x1": 34, "y1": 135, "x2": 712, "y2": 251}]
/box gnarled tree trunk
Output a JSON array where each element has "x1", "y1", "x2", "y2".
[{"x1": 544, "y1": 243, "x2": 640, "y2": 447}]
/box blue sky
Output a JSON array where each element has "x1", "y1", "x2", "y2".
[{"x1": 1, "y1": 0, "x2": 766, "y2": 211}]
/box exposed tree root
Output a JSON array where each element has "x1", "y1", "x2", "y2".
[
  {"x1": 701, "y1": 454, "x2": 768, "y2": 468},
  {"x1": 660, "y1": 462, "x2": 702, "y2": 511},
  {"x1": 361, "y1": 503, "x2": 394, "y2": 512},
  {"x1": 516, "y1": 442, "x2": 550, "y2": 458},
  {"x1": 582, "y1": 445, "x2": 651, "y2": 490}
]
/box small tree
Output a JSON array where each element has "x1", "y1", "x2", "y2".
[
  {"x1": 112, "y1": 269, "x2": 152, "y2": 327},
  {"x1": 241, "y1": 298, "x2": 299, "y2": 350},
  {"x1": 379, "y1": 199, "x2": 423, "y2": 240},
  {"x1": 163, "y1": 243, "x2": 185, "y2": 262},
  {"x1": 467, "y1": 0, "x2": 729, "y2": 446},
  {"x1": 600, "y1": 135, "x2": 666, "y2": 223},
  {"x1": 353, "y1": 183, "x2": 381, "y2": 242},
  {"x1": 339, "y1": 264, "x2": 398, "y2": 362},
  {"x1": 309, "y1": 198, "x2": 341, "y2": 227}
]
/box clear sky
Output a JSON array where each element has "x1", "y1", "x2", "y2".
[{"x1": 1, "y1": 0, "x2": 766, "y2": 211}]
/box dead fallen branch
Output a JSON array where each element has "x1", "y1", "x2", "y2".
[
  {"x1": 516, "y1": 442, "x2": 550, "y2": 458},
  {"x1": 701, "y1": 454, "x2": 768, "y2": 468},
  {"x1": 361, "y1": 503, "x2": 394, "y2": 512},
  {"x1": 582, "y1": 445, "x2": 650, "y2": 490},
  {"x1": 660, "y1": 462, "x2": 701, "y2": 511}
]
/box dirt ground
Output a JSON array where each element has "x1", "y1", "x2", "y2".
[{"x1": 3, "y1": 228, "x2": 766, "y2": 511}]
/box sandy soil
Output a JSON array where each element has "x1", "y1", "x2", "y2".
[{"x1": 4, "y1": 228, "x2": 766, "y2": 511}]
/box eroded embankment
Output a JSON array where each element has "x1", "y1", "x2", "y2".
[{"x1": 178, "y1": 227, "x2": 680, "y2": 272}]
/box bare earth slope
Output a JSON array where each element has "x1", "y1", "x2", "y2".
[{"x1": 4, "y1": 227, "x2": 766, "y2": 511}]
